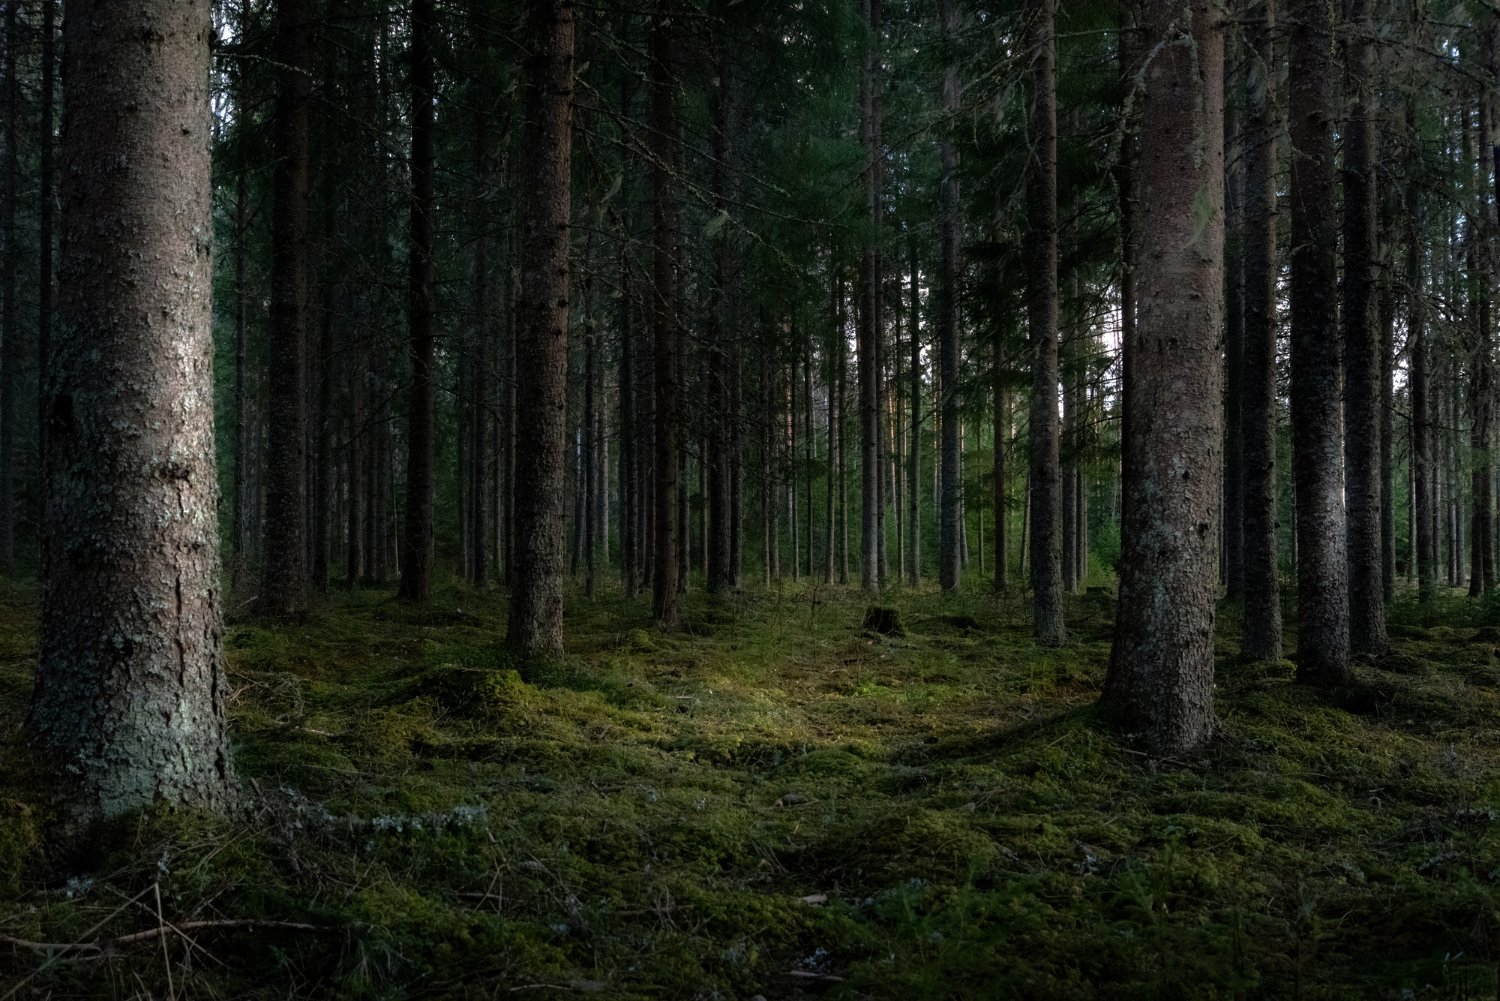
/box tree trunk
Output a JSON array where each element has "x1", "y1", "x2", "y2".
[
  {"x1": 1102, "y1": 0, "x2": 1224, "y2": 756},
  {"x1": 259, "y1": 0, "x2": 311, "y2": 618},
  {"x1": 1026, "y1": 0, "x2": 1064, "y2": 645},
  {"x1": 825, "y1": 260, "x2": 840, "y2": 585},
  {"x1": 270, "y1": 7, "x2": 308, "y2": 584},
  {"x1": 1410, "y1": 169, "x2": 1436, "y2": 603},
  {"x1": 907, "y1": 239, "x2": 921, "y2": 586},
  {"x1": 707, "y1": 6, "x2": 739, "y2": 595},
  {"x1": 1341, "y1": 0, "x2": 1388, "y2": 650},
  {"x1": 858, "y1": 0, "x2": 882, "y2": 595},
  {"x1": 650, "y1": 3, "x2": 680, "y2": 625},
  {"x1": 993, "y1": 304, "x2": 1008, "y2": 593},
  {"x1": 37, "y1": 0, "x2": 56, "y2": 564},
  {"x1": 507, "y1": 0, "x2": 575, "y2": 658},
  {"x1": 31, "y1": 0, "x2": 234, "y2": 818},
  {"x1": 1379, "y1": 160, "x2": 1397, "y2": 603},
  {"x1": 398, "y1": 0, "x2": 437, "y2": 602},
  {"x1": 1240, "y1": 0, "x2": 1282, "y2": 662},
  {"x1": 0, "y1": 0, "x2": 18, "y2": 575},
  {"x1": 1288, "y1": 0, "x2": 1352, "y2": 685},
  {"x1": 938, "y1": 0, "x2": 962, "y2": 593},
  {"x1": 1223, "y1": 53, "x2": 1245, "y2": 602}
]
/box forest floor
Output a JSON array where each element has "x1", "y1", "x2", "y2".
[{"x1": 2, "y1": 578, "x2": 1500, "y2": 998}]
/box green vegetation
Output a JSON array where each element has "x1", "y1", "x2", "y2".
[{"x1": 3, "y1": 581, "x2": 1500, "y2": 998}]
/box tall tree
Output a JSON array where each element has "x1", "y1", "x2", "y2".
[
  {"x1": 399, "y1": 0, "x2": 437, "y2": 602},
  {"x1": 937, "y1": 0, "x2": 962, "y2": 593},
  {"x1": 0, "y1": 1, "x2": 17, "y2": 575},
  {"x1": 1288, "y1": 0, "x2": 1352, "y2": 685},
  {"x1": 1026, "y1": 0, "x2": 1064, "y2": 645},
  {"x1": 1241, "y1": 0, "x2": 1282, "y2": 662},
  {"x1": 1342, "y1": 0, "x2": 1388, "y2": 653},
  {"x1": 1469, "y1": 34, "x2": 1495, "y2": 597},
  {"x1": 37, "y1": 0, "x2": 56, "y2": 487},
  {"x1": 259, "y1": 0, "x2": 311, "y2": 618},
  {"x1": 707, "y1": 0, "x2": 741, "y2": 596},
  {"x1": 649, "y1": 1, "x2": 680, "y2": 625},
  {"x1": 1102, "y1": 0, "x2": 1225, "y2": 755},
  {"x1": 508, "y1": 0, "x2": 576, "y2": 658},
  {"x1": 858, "y1": 0, "x2": 884, "y2": 594},
  {"x1": 30, "y1": 0, "x2": 233, "y2": 817},
  {"x1": 1410, "y1": 169, "x2": 1435, "y2": 603}
]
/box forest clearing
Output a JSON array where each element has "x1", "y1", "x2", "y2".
[{"x1": 6, "y1": 581, "x2": 1500, "y2": 998}]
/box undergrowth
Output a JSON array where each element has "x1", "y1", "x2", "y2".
[{"x1": 0, "y1": 577, "x2": 1498, "y2": 998}]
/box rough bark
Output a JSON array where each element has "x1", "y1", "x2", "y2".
[
  {"x1": 507, "y1": 0, "x2": 575, "y2": 658},
  {"x1": 37, "y1": 0, "x2": 55, "y2": 515},
  {"x1": 1026, "y1": 0, "x2": 1064, "y2": 645},
  {"x1": 31, "y1": 0, "x2": 234, "y2": 818},
  {"x1": 1240, "y1": 0, "x2": 1283, "y2": 662},
  {"x1": 1102, "y1": 0, "x2": 1224, "y2": 756},
  {"x1": 0, "y1": 0, "x2": 17, "y2": 574},
  {"x1": 1289, "y1": 0, "x2": 1352, "y2": 685},
  {"x1": 259, "y1": 0, "x2": 311, "y2": 618},
  {"x1": 1341, "y1": 0, "x2": 1388, "y2": 651}
]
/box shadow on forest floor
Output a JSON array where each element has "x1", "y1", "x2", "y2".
[{"x1": 3, "y1": 577, "x2": 1500, "y2": 999}]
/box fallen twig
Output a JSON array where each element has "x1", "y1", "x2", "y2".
[{"x1": 0, "y1": 919, "x2": 321, "y2": 957}]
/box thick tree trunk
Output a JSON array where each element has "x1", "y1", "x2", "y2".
[
  {"x1": 1102, "y1": 0, "x2": 1224, "y2": 756},
  {"x1": 398, "y1": 0, "x2": 437, "y2": 603},
  {"x1": 1026, "y1": 0, "x2": 1064, "y2": 645},
  {"x1": 1342, "y1": 0, "x2": 1388, "y2": 651},
  {"x1": 1240, "y1": 0, "x2": 1282, "y2": 661},
  {"x1": 1289, "y1": 0, "x2": 1352, "y2": 685},
  {"x1": 508, "y1": 0, "x2": 575, "y2": 658},
  {"x1": 32, "y1": 0, "x2": 233, "y2": 818},
  {"x1": 650, "y1": 3, "x2": 680, "y2": 625},
  {"x1": 259, "y1": 0, "x2": 311, "y2": 618},
  {"x1": 0, "y1": 1, "x2": 17, "y2": 575},
  {"x1": 1114, "y1": 1, "x2": 1138, "y2": 575},
  {"x1": 37, "y1": 0, "x2": 56, "y2": 557}
]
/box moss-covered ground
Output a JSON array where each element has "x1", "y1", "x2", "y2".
[{"x1": 3, "y1": 579, "x2": 1500, "y2": 998}]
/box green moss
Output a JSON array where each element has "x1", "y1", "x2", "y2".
[
  {"x1": 6, "y1": 582, "x2": 1500, "y2": 997},
  {"x1": 0, "y1": 797, "x2": 38, "y2": 894}
]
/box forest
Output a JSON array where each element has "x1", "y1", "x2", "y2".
[{"x1": 4, "y1": 0, "x2": 1500, "y2": 996}]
